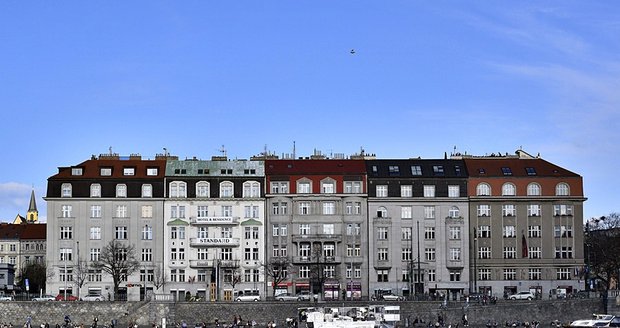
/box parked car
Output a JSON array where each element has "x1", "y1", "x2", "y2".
[
  {"x1": 275, "y1": 293, "x2": 299, "y2": 302},
  {"x1": 381, "y1": 293, "x2": 404, "y2": 301},
  {"x1": 0, "y1": 295, "x2": 14, "y2": 301},
  {"x1": 235, "y1": 294, "x2": 260, "y2": 302},
  {"x1": 509, "y1": 291, "x2": 534, "y2": 300},
  {"x1": 55, "y1": 294, "x2": 79, "y2": 301},
  {"x1": 296, "y1": 291, "x2": 319, "y2": 301},
  {"x1": 81, "y1": 294, "x2": 103, "y2": 301},
  {"x1": 32, "y1": 294, "x2": 56, "y2": 301}
]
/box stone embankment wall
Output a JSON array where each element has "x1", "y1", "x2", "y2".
[{"x1": 0, "y1": 299, "x2": 607, "y2": 327}]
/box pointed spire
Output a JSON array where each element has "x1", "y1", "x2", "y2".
[{"x1": 28, "y1": 189, "x2": 37, "y2": 212}]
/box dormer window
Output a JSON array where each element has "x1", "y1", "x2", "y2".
[
  {"x1": 433, "y1": 166, "x2": 444, "y2": 176},
  {"x1": 501, "y1": 167, "x2": 513, "y2": 176},
  {"x1": 123, "y1": 167, "x2": 135, "y2": 176},
  {"x1": 71, "y1": 168, "x2": 83, "y2": 176},
  {"x1": 411, "y1": 165, "x2": 422, "y2": 175},
  {"x1": 146, "y1": 168, "x2": 158, "y2": 176},
  {"x1": 525, "y1": 167, "x2": 537, "y2": 176},
  {"x1": 61, "y1": 183, "x2": 72, "y2": 198},
  {"x1": 100, "y1": 168, "x2": 112, "y2": 176}
]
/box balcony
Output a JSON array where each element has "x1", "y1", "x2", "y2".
[
  {"x1": 168, "y1": 260, "x2": 187, "y2": 268},
  {"x1": 189, "y1": 260, "x2": 215, "y2": 268},
  {"x1": 291, "y1": 234, "x2": 342, "y2": 243},
  {"x1": 190, "y1": 216, "x2": 240, "y2": 225},
  {"x1": 292, "y1": 256, "x2": 342, "y2": 264},
  {"x1": 189, "y1": 237, "x2": 240, "y2": 247},
  {"x1": 446, "y1": 260, "x2": 464, "y2": 269}
]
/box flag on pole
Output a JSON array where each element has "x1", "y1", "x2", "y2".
[{"x1": 521, "y1": 234, "x2": 528, "y2": 258}]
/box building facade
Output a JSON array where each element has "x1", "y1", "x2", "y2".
[
  {"x1": 45, "y1": 153, "x2": 168, "y2": 299},
  {"x1": 462, "y1": 150, "x2": 586, "y2": 299},
  {"x1": 163, "y1": 157, "x2": 265, "y2": 301},
  {"x1": 366, "y1": 159, "x2": 470, "y2": 300},
  {"x1": 265, "y1": 158, "x2": 368, "y2": 300}
]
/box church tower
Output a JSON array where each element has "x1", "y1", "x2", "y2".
[{"x1": 27, "y1": 189, "x2": 38, "y2": 223}]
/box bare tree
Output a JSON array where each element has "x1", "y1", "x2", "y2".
[
  {"x1": 73, "y1": 257, "x2": 89, "y2": 299},
  {"x1": 262, "y1": 257, "x2": 293, "y2": 297},
  {"x1": 91, "y1": 240, "x2": 140, "y2": 298},
  {"x1": 152, "y1": 262, "x2": 168, "y2": 291},
  {"x1": 309, "y1": 245, "x2": 329, "y2": 300},
  {"x1": 586, "y1": 213, "x2": 620, "y2": 291},
  {"x1": 16, "y1": 262, "x2": 50, "y2": 295}
]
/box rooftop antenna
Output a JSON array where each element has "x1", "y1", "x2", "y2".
[
  {"x1": 163, "y1": 147, "x2": 168, "y2": 156},
  {"x1": 218, "y1": 145, "x2": 227, "y2": 157},
  {"x1": 109, "y1": 146, "x2": 113, "y2": 155},
  {"x1": 293, "y1": 141, "x2": 296, "y2": 159}
]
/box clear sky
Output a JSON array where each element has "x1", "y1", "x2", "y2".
[{"x1": 1, "y1": 1, "x2": 618, "y2": 223}]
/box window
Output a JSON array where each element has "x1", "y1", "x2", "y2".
[
  {"x1": 501, "y1": 167, "x2": 513, "y2": 176},
  {"x1": 60, "y1": 248, "x2": 73, "y2": 261},
  {"x1": 553, "y1": 204, "x2": 573, "y2": 216},
  {"x1": 529, "y1": 247, "x2": 542, "y2": 259},
  {"x1": 90, "y1": 184, "x2": 101, "y2": 197},
  {"x1": 478, "y1": 247, "x2": 491, "y2": 259},
  {"x1": 428, "y1": 269, "x2": 436, "y2": 282},
  {"x1": 344, "y1": 181, "x2": 362, "y2": 193},
  {"x1": 146, "y1": 168, "x2": 158, "y2": 176},
  {"x1": 477, "y1": 205, "x2": 491, "y2": 217},
  {"x1": 116, "y1": 205, "x2": 128, "y2": 218},
  {"x1": 527, "y1": 183, "x2": 541, "y2": 196},
  {"x1": 478, "y1": 269, "x2": 491, "y2": 281},
  {"x1": 503, "y1": 225, "x2": 516, "y2": 238},
  {"x1": 141, "y1": 184, "x2": 152, "y2": 198},
  {"x1": 425, "y1": 248, "x2": 436, "y2": 261},
  {"x1": 528, "y1": 268, "x2": 542, "y2": 280},
  {"x1": 527, "y1": 204, "x2": 541, "y2": 216},
  {"x1": 411, "y1": 165, "x2": 422, "y2": 175},
  {"x1": 401, "y1": 206, "x2": 412, "y2": 219},
  {"x1": 141, "y1": 205, "x2": 153, "y2": 218},
  {"x1": 346, "y1": 223, "x2": 361, "y2": 236},
  {"x1": 219, "y1": 182, "x2": 233, "y2": 198},
  {"x1": 323, "y1": 202, "x2": 335, "y2": 215},
  {"x1": 502, "y1": 204, "x2": 516, "y2": 216},
  {"x1": 376, "y1": 185, "x2": 388, "y2": 197},
  {"x1": 377, "y1": 248, "x2": 388, "y2": 261},
  {"x1": 377, "y1": 269, "x2": 389, "y2": 282},
  {"x1": 272, "y1": 202, "x2": 288, "y2": 215},
  {"x1": 503, "y1": 247, "x2": 516, "y2": 259},
  {"x1": 220, "y1": 168, "x2": 233, "y2": 175},
  {"x1": 321, "y1": 180, "x2": 335, "y2": 194},
  {"x1": 299, "y1": 202, "x2": 310, "y2": 215},
  {"x1": 502, "y1": 183, "x2": 516, "y2": 196},
  {"x1": 142, "y1": 225, "x2": 153, "y2": 240},
  {"x1": 90, "y1": 248, "x2": 101, "y2": 261},
  {"x1": 402, "y1": 227, "x2": 412, "y2": 240},
  {"x1": 100, "y1": 167, "x2": 112, "y2": 176},
  {"x1": 244, "y1": 205, "x2": 259, "y2": 218},
  {"x1": 299, "y1": 224, "x2": 310, "y2": 235},
  {"x1": 116, "y1": 184, "x2": 127, "y2": 198},
  {"x1": 449, "y1": 227, "x2": 461, "y2": 240},
  {"x1": 424, "y1": 206, "x2": 435, "y2": 219},
  {"x1": 388, "y1": 165, "x2": 400, "y2": 176},
  {"x1": 297, "y1": 181, "x2": 311, "y2": 194},
  {"x1": 554, "y1": 225, "x2": 573, "y2": 238},
  {"x1": 401, "y1": 185, "x2": 412, "y2": 197},
  {"x1": 449, "y1": 270, "x2": 461, "y2": 281},
  {"x1": 221, "y1": 206, "x2": 232, "y2": 217},
  {"x1": 476, "y1": 183, "x2": 491, "y2": 196},
  {"x1": 90, "y1": 227, "x2": 101, "y2": 240},
  {"x1": 433, "y1": 165, "x2": 444, "y2": 176},
  {"x1": 299, "y1": 266, "x2": 309, "y2": 279},
  {"x1": 61, "y1": 205, "x2": 72, "y2": 218},
  {"x1": 528, "y1": 225, "x2": 541, "y2": 238},
  {"x1": 401, "y1": 248, "x2": 412, "y2": 262},
  {"x1": 556, "y1": 183, "x2": 570, "y2": 196},
  {"x1": 478, "y1": 225, "x2": 492, "y2": 238},
  {"x1": 115, "y1": 226, "x2": 128, "y2": 240},
  {"x1": 525, "y1": 167, "x2": 537, "y2": 176},
  {"x1": 60, "y1": 226, "x2": 73, "y2": 240},
  {"x1": 271, "y1": 181, "x2": 289, "y2": 194},
  {"x1": 448, "y1": 185, "x2": 460, "y2": 198},
  {"x1": 90, "y1": 205, "x2": 102, "y2": 218},
  {"x1": 503, "y1": 269, "x2": 516, "y2": 280},
  {"x1": 449, "y1": 248, "x2": 461, "y2": 261},
  {"x1": 123, "y1": 167, "x2": 135, "y2": 176},
  {"x1": 425, "y1": 227, "x2": 435, "y2": 240},
  {"x1": 448, "y1": 206, "x2": 460, "y2": 218},
  {"x1": 71, "y1": 168, "x2": 83, "y2": 176},
  {"x1": 376, "y1": 206, "x2": 388, "y2": 218},
  {"x1": 61, "y1": 183, "x2": 72, "y2": 198},
  {"x1": 196, "y1": 182, "x2": 210, "y2": 197},
  {"x1": 243, "y1": 181, "x2": 261, "y2": 198},
  {"x1": 377, "y1": 227, "x2": 389, "y2": 240},
  {"x1": 557, "y1": 268, "x2": 571, "y2": 280},
  {"x1": 423, "y1": 185, "x2": 435, "y2": 197}
]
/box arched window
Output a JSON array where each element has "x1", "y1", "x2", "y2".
[
  {"x1": 90, "y1": 184, "x2": 101, "y2": 197},
  {"x1": 320, "y1": 178, "x2": 336, "y2": 194},
  {"x1": 502, "y1": 183, "x2": 516, "y2": 196},
  {"x1": 196, "y1": 181, "x2": 210, "y2": 198},
  {"x1": 527, "y1": 183, "x2": 541, "y2": 196},
  {"x1": 170, "y1": 181, "x2": 187, "y2": 198},
  {"x1": 142, "y1": 184, "x2": 152, "y2": 198},
  {"x1": 377, "y1": 206, "x2": 388, "y2": 218},
  {"x1": 476, "y1": 183, "x2": 491, "y2": 196},
  {"x1": 449, "y1": 206, "x2": 460, "y2": 218},
  {"x1": 116, "y1": 184, "x2": 127, "y2": 198},
  {"x1": 243, "y1": 181, "x2": 261, "y2": 198},
  {"x1": 61, "y1": 183, "x2": 72, "y2": 198},
  {"x1": 556, "y1": 183, "x2": 570, "y2": 196},
  {"x1": 220, "y1": 181, "x2": 234, "y2": 198}
]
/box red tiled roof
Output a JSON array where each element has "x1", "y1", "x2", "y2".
[
  {"x1": 464, "y1": 158, "x2": 580, "y2": 178},
  {"x1": 265, "y1": 159, "x2": 367, "y2": 175},
  {"x1": 50, "y1": 158, "x2": 167, "y2": 180}
]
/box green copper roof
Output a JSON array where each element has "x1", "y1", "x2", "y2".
[
  {"x1": 166, "y1": 219, "x2": 189, "y2": 226},
  {"x1": 240, "y1": 219, "x2": 262, "y2": 226}
]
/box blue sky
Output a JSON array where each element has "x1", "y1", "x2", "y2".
[{"x1": 1, "y1": 1, "x2": 618, "y2": 223}]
